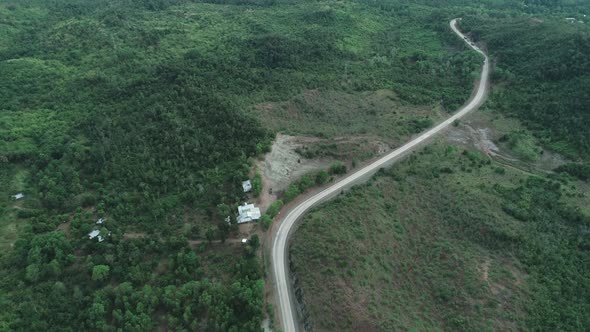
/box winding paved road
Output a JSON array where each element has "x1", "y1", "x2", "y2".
[{"x1": 271, "y1": 18, "x2": 490, "y2": 332}]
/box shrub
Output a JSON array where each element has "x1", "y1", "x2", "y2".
[
  {"x1": 555, "y1": 163, "x2": 590, "y2": 181},
  {"x1": 260, "y1": 214, "x2": 272, "y2": 231},
  {"x1": 297, "y1": 175, "x2": 314, "y2": 192},
  {"x1": 284, "y1": 185, "x2": 301, "y2": 203},
  {"x1": 252, "y1": 173, "x2": 262, "y2": 197},
  {"x1": 267, "y1": 200, "x2": 284, "y2": 218},
  {"x1": 329, "y1": 162, "x2": 347, "y2": 175},
  {"x1": 92, "y1": 265, "x2": 110, "y2": 282},
  {"x1": 315, "y1": 170, "x2": 329, "y2": 184}
]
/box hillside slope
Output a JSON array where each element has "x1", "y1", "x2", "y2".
[{"x1": 291, "y1": 143, "x2": 590, "y2": 331}]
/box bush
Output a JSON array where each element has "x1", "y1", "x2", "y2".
[
  {"x1": 494, "y1": 167, "x2": 506, "y2": 175},
  {"x1": 555, "y1": 163, "x2": 590, "y2": 181},
  {"x1": 17, "y1": 209, "x2": 42, "y2": 219},
  {"x1": 260, "y1": 214, "x2": 272, "y2": 231},
  {"x1": 266, "y1": 200, "x2": 284, "y2": 218},
  {"x1": 92, "y1": 265, "x2": 110, "y2": 282},
  {"x1": 283, "y1": 184, "x2": 301, "y2": 203},
  {"x1": 297, "y1": 175, "x2": 314, "y2": 192},
  {"x1": 329, "y1": 162, "x2": 347, "y2": 175},
  {"x1": 252, "y1": 173, "x2": 262, "y2": 197},
  {"x1": 315, "y1": 170, "x2": 329, "y2": 184}
]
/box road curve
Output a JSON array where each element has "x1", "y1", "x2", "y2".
[{"x1": 271, "y1": 18, "x2": 489, "y2": 332}]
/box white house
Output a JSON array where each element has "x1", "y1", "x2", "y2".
[
  {"x1": 237, "y1": 203, "x2": 261, "y2": 224},
  {"x1": 242, "y1": 180, "x2": 252, "y2": 193},
  {"x1": 89, "y1": 230, "x2": 107, "y2": 242},
  {"x1": 13, "y1": 193, "x2": 24, "y2": 200},
  {"x1": 88, "y1": 230, "x2": 100, "y2": 240}
]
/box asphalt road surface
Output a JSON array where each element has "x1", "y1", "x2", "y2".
[{"x1": 271, "y1": 18, "x2": 490, "y2": 332}]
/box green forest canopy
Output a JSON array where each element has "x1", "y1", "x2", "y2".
[{"x1": 1, "y1": 0, "x2": 589, "y2": 330}]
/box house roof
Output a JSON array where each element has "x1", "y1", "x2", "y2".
[
  {"x1": 242, "y1": 180, "x2": 252, "y2": 192},
  {"x1": 13, "y1": 193, "x2": 24, "y2": 200},
  {"x1": 88, "y1": 230, "x2": 100, "y2": 239},
  {"x1": 237, "y1": 203, "x2": 261, "y2": 223}
]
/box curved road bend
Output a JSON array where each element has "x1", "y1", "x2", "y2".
[{"x1": 271, "y1": 18, "x2": 490, "y2": 332}]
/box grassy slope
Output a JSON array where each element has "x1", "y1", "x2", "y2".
[
  {"x1": 290, "y1": 4, "x2": 590, "y2": 330},
  {"x1": 255, "y1": 89, "x2": 442, "y2": 144},
  {"x1": 291, "y1": 142, "x2": 590, "y2": 331}
]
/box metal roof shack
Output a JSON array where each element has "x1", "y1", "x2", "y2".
[
  {"x1": 237, "y1": 203, "x2": 261, "y2": 224},
  {"x1": 96, "y1": 218, "x2": 106, "y2": 225},
  {"x1": 88, "y1": 230, "x2": 100, "y2": 240},
  {"x1": 13, "y1": 193, "x2": 24, "y2": 200},
  {"x1": 242, "y1": 180, "x2": 252, "y2": 193},
  {"x1": 88, "y1": 230, "x2": 109, "y2": 242}
]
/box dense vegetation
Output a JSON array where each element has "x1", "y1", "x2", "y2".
[
  {"x1": 0, "y1": 0, "x2": 488, "y2": 329},
  {"x1": 291, "y1": 143, "x2": 590, "y2": 331},
  {"x1": 460, "y1": 13, "x2": 590, "y2": 158},
  {"x1": 2, "y1": 0, "x2": 588, "y2": 330}
]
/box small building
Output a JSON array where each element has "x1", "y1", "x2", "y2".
[
  {"x1": 242, "y1": 180, "x2": 252, "y2": 193},
  {"x1": 96, "y1": 218, "x2": 106, "y2": 225},
  {"x1": 237, "y1": 203, "x2": 261, "y2": 224},
  {"x1": 89, "y1": 230, "x2": 110, "y2": 242},
  {"x1": 241, "y1": 238, "x2": 248, "y2": 244},
  {"x1": 13, "y1": 193, "x2": 24, "y2": 200}
]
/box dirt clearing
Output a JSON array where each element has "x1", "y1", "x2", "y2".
[
  {"x1": 255, "y1": 133, "x2": 392, "y2": 212},
  {"x1": 447, "y1": 111, "x2": 567, "y2": 172},
  {"x1": 255, "y1": 134, "x2": 333, "y2": 212}
]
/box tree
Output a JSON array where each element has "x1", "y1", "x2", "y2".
[
  {"x1": 315, "y1": 170, "x2": 329, "y2": 184},
  {"x1": 217, "y1": 203, "x2": 231, "y2": 218},
  {"x1": 266, "y1": 200, "x2": 283, "y2": 218},
  {"x1": 283, "y1": 184, "x2": 300, "y2": 202},
  {"x1": 205, "y1": 228, "x2": 216, "y2": 243},
  {"x1": 329, "y1": 162, "x2": 347, "y2": 175},
  {"x1": 251, "y1": 173, "x2": 262, "y2": 197},
  {"x1": 92, "y1": 265, "x2": 110, "y2": 282},
  {"x1": 249, "y1": 234, "x2": 260, "y2": 252},
  {"x1": 25, "y1": 264, "x2": 40, "y2": 283},
  {"x1": 297, "y1": 175, "x2": 313, "y2": 191},
  {"x1": 260, "y1": 214, "x2": 272, "y2": 231},
  {"x1": 217, "y1": 222, "x2": 229, "y2": 243}
]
